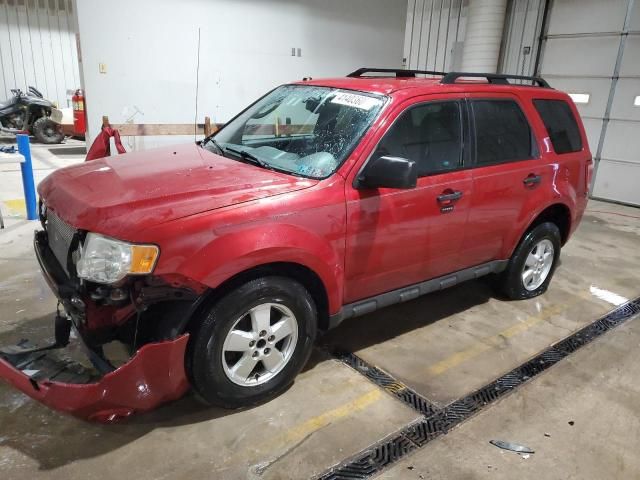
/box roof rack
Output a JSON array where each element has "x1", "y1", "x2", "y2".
[
  {"x1": 346, "y1": 68, "x2": 551, "y2": 88},
  {"x1": 347, "y1": 67, "x2": 447, "y2": 78},
  {"x1": 441, "y1": 72, "x2": 551, "y2": 88}
]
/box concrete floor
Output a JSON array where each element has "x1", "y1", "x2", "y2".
[
  {"x1": 1, "y1": 144, "x2": 639, "y2": 479},
  {"x1": 378, "y1": 317, "x2": 640, "y2": 480}
]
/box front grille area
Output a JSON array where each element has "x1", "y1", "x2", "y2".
[{"x1": 46, "y1": 210, "x2": 76, "y2": 273}]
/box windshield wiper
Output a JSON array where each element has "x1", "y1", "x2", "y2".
[
  {"x1": 201, "y1": 136, "x2": 225, "y2": 156},
  {"x1": 224, "y1": 146, "x2": 270, "y2": 169}
]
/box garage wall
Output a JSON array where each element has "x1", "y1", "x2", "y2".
[
  {"x1": 0, "y1": 0, "x2": 79, "y2": 108},
  {"x1": 404, "y1": 0, "x2": 543, "y2": 77},
  {"x1": 592, "y1": 0, "x2": 640, "y2": 206},
  {"x1": 498, "y1": 0, "x2": 546, "y2": 77},
  {"x1": 538, "y1": 0, "x2": 640, "y2": 206},
  {"x1": 74, "y1": 0, "x2": 407, "y2": 149},
  {"x1": 403, "y1": 0, "x2": 468, "y2": 72}
]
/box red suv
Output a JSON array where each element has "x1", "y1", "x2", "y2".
[{"x1": 0, "y1": 68, "x2": 592, "y2": 421}]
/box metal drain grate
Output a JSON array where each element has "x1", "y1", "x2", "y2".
[
  {"x1": 318, "y1": 297, "x2": 640, "y2": 480},
  {"x1": 319, "y1": 430, "x2": 419, "y2": 480},
  {"x1": 332, "y1": 349, "x2": 439, "y2": 417}
]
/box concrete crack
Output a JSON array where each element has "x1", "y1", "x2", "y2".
[{"x1": 250, "y1": 422, "x2": 331, "y2": 477}]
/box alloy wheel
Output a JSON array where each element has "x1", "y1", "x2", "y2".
[
  {"x1": 521, "y1": 238, "x2": 555, "y2": 291},
  {"x1": 221, "y1": 303, "x2": 298, "y2": 387}
]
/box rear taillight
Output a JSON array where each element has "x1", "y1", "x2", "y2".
[{"x1": 585, "y1": 158, "x2": 594, "y2": 195}]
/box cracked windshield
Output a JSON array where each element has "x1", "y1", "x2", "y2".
[{"x1": 203, "y1": 84, "x2": 385, "y2": 178}]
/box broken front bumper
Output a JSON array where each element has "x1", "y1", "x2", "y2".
[
  {"x1": 0, "y1": 230, "x2": 191, "y2": 422},
  {"x1": 0, "y1": 335, "x2": 190, "y2": 422}
]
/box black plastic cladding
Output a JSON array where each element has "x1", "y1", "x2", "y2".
[{"x1": 318, "y1": 297, "x2": 640, "y2": 480}]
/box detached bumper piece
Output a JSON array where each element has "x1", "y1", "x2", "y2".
[{"x1": 0, "y1": 334, "x2": 190, "y2": 423}]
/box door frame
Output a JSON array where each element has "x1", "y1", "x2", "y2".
[
  {"x1": 347, "y1": 94, "x2": 473, "y2": 186},
  {"x1": 342, "y1": 92, "x2": 475, "y2": 303}
]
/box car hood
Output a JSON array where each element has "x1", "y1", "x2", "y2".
[{"x1": 38, "y1": 143, "x2": 316, "y2": 239}]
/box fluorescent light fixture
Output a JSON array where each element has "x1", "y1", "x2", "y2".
[
  {"x1": 634, "y1": 95, "x2": 640, "y2": 106},
  {"x1": 568, "y1": 93, "x2": 590, "y2": 104}
]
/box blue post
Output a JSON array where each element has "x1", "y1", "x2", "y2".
[{"x1": 16, "y1": 134, "x2": 38, "y2": 220}]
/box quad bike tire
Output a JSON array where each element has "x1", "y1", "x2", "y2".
[{"x1": 32, "y1": 116, "x2": 64, "y2": 144}]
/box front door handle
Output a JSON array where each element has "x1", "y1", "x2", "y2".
[
  {"x1": 437, "y1": 190, "x2": 463, "y2": 204},
  {"x1": 523, "y1": 174, "x2": 542, "y2": 186}
]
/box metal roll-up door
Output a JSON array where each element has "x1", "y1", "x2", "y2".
[{"x1": 536, "y1": 0, "x2": 640, "y2": 206}]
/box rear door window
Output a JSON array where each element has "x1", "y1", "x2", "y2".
[
  {"x1": 533, "y1": 99, "x2": 583, "y2": 154},
  {"x1": 471, "y1": 99, "x2": 536, "y2": 165}
]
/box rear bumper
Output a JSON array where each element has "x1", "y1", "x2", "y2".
[{"x1": 0, "y1": 334, "x2": 190, "y2": 422}]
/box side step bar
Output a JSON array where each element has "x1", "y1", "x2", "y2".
[{"x1": 328, "y1": 260, "x2": 508, "y2": 329}]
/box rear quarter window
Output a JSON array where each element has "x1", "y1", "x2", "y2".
[{"x1": 533, "y1": 99, "x2": 583, "y2": 154}]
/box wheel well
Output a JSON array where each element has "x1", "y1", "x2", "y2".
[
  {"x1": 186, "y1": 262, "x2": 331, "y2": 333},
  {"x1": 529, "y1": 203, "x2": 571, "y2": 245}
]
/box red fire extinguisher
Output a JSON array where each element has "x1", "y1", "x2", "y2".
[{"x1": 72, "y1": 89, "x2": 87, "y2": 135}]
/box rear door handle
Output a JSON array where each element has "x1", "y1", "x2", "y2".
[
  {"x1": 437, "y1": 190, "x2": 463, "y2": 203},
  {"x1": 523, "y1": 174, "x2": 542, "y2": 186}
]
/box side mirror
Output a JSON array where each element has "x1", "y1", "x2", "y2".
[{"x1": 357, "y1": 155, "x2": 417, "y2": 189}]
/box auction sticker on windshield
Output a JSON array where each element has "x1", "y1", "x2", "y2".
[{"x1": 331, "y1": 92, "x2": 380, "y2": 110}]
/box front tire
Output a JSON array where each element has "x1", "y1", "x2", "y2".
[
  {"x1": 188, "y1": 276, "x2": 317, "y2": 408},
  {"x1": 498, "y1": 222, "x2": 561, "y2": 300},
  {"x1": 32, "y1": 116, "x2": 64, "y2": 144}
]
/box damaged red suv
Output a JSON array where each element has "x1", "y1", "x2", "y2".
[{"x1": 0, "y1": 69, "x2": 592, "y2": 421}]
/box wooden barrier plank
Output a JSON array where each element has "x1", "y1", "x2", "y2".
[
  {"x1": 101, "y1": 115, "x2": 220, "y2": 137},
  {"x1": 111, "y1": 124, "x2": 204, "y2": 136}
]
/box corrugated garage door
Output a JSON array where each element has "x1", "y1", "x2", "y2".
[
  {"x1": 0, "y1": 0, "x2": 79, "y2": 108},
  {"x1": 498, "y1": 0, "x2": 546, "y2": 78},
  {"x1": 403, "y1": 0, "x2": 468, "y2": 72},
  {"x1": 593, "y1": 1, "x2": 640, "y2": 206},
  {"x1": 537, "y1": 0, "x2": 640, "y2": 206}
]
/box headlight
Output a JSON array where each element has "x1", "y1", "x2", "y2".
[{"x1": 76, "y1": 233, "x2": 159, "y2": 284}]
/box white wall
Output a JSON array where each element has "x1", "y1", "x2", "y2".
[
  {"x1": 0, "y1": 0, "x2": 79, "y2": 108},
  {"x1": 74, "y1": 0, "x2": 407, "y2": 149}
]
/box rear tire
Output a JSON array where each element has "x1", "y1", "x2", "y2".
[
  {"x1": 32, "y1": 116, "x2": 64, "y2": 144},
  {"x1": 188, "y1": 276, "x2": 317, "y2": 408},
  {"x1": 498, "y1": 222, "x2": 561, "y2": 300}
]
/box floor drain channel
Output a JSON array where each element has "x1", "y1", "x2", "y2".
[
  {"x1": 318, "y1": 297, "x2": 640, "y2": 480},
  {"x1": 332, "y1": 349, "x2": 439, "y2": 417}
]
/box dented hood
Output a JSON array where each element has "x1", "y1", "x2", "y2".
[{"x1": 38, "y1": 144, "x2": 316, "y2": 239}]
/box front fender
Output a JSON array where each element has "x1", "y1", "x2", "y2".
[
  {"x1": 27, "y1": 98, "x2": 53, "y2": 109},
  {"x1": 177, "y1": 223, "x2": 344, "y2": 314}
]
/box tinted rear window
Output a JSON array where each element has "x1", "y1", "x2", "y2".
[
  {"x1": 472, "y1": 100, "x2": 535, "y2": 165},
  {"x1": 533, "y1": 99, "x2": 583, "y2": 154}
]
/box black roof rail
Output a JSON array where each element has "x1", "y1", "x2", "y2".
[
  {"x1": 441, "y1": 72, "x2": 551, "y2": 88},
  {"x1": 347, "y1": 67, "x2": 447, "y2": 78}
]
